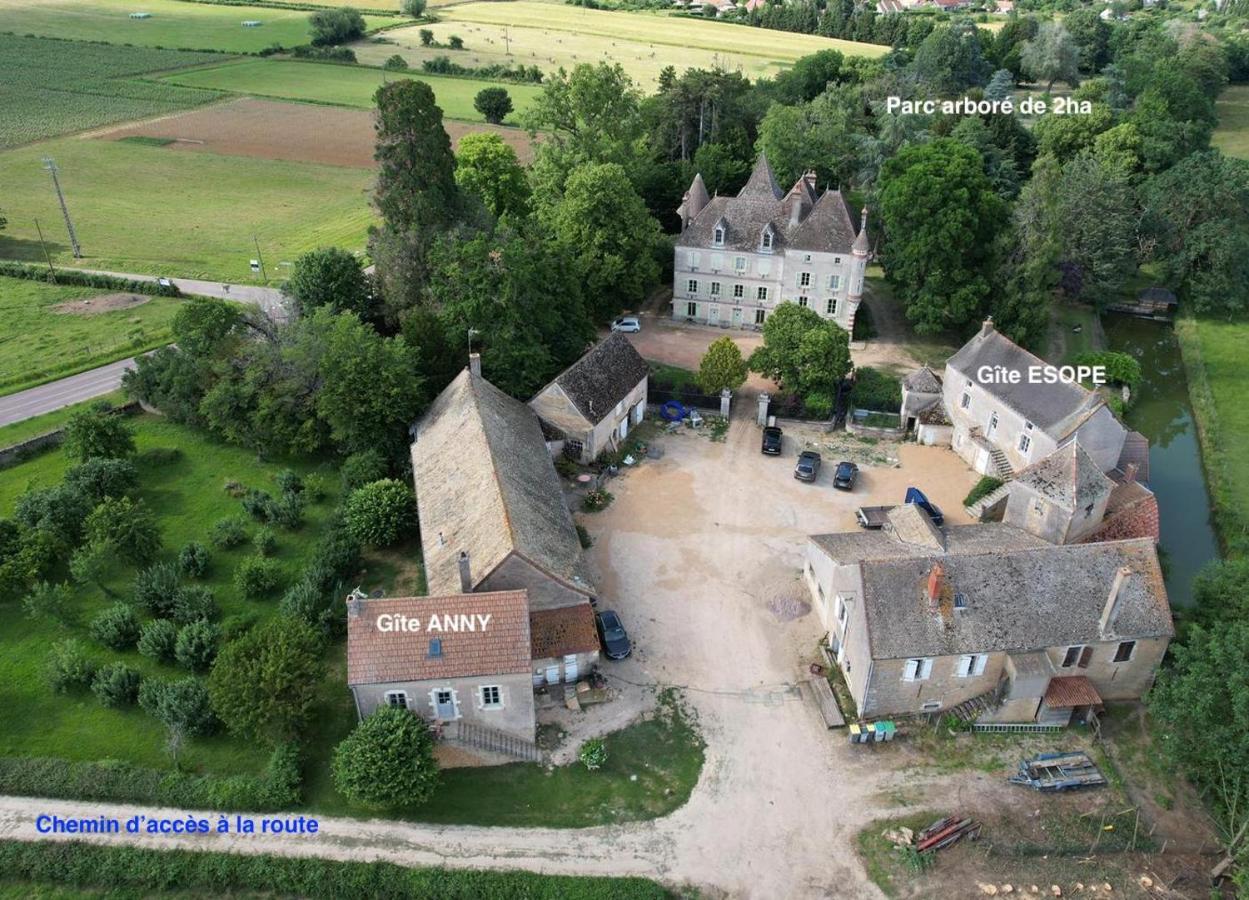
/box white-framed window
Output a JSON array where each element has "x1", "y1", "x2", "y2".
[
  {"x1": 1019, "y1": 434, "x2": 1031, "y2": 453},
  {"x1": 734, "y1": 256, "x2": 747, "y2": 272},
  {"x1": 710, "y1": 281, "x2": 721, "y2": 296},
  {"x1": 836, "y1": 595, "x2": 848, "y2": 625},
  {"x1": 688, "y1": 251, "x2": 700, "y2": 269},
  {"x1": 903, "y1": 658, "x2": 933, "y2": 682},
  {"x1": 798, "y1": 296, "x2": 808, "y2": 308},
  {"x1": 754, "y1": 309, "x2": 766, "y2": 324},
  {"x1": 480, "y1": 685, "x2": 502, "y2": 708},
  {"x1": 686, "y1": 301, "x2": 697, "y2": 317},
  {"x1": 713, "y1": 225, "x2": 725, "y2": 246},
  {"x1": 733, "y1": 284, "x2": 744, "y2": 299},
  {"x1": 960, "y1": 392, "x2": 971, "y2": 409},
  {"x1": 385, "y1": 690, "x2": 408, "y2": 709},
  {"x1": 826, "y1": 298, "x2": 837, "y2": 315},
  {"x1": 827, "y1": 274, "x2": 841, "y2": 290},
  {"x1": 756, "y1": 286, "x2": 768, "y2": 301},
  {"x1": 799, "y1": 272, "x2": 812, "y2": 287},
  {"x1": 761, "y1": 230, "x2": 774, "y2": 250},
  {"x1": 1113, "y1": 641, "x2": 1136, "y2": 663},
  {"x1": 956, "y1": 654, "x2": 988, "y2": 678},
  {"x1": 687, "y1": 279, "x2": 698, "y2": 294},
  {"x1": 1062, "y1": 645, "x2": 1092, "y2": 669}
]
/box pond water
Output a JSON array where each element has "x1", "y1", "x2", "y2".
[{"x1": 1102, "y1": 315, "x2": 1219, "y2": 606}]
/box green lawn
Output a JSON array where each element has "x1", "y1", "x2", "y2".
[
  {"x1": 1176, "y1": 315, "x2": 1249, "y2": 556},
  {"x1": 0, "y1": 137, "x2": 374, "y2": 282},
  {"x1": 0, "y1": 277, "x2": 183, "y2": 396},
  {"x1": 1214, "y1": 84, "x2": 1249, "y2": 160},
  {"x1": 0, "y1": 0, "x2": 396, "y2": 54},
  {"x1": 162, "y1": 58, "x2": 543, "y2": 123},
  {"x1": 0, "y1": 392, "x2": 127, "y2": 450},
  {"x1": 0, "y1": 416, "x2": 340, "y2": 775}
]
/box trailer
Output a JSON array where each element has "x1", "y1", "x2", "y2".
[
  {"x1": 856, "y1": 505, "x2": 893, "y2": 529},
  {"x1": 1008, "y1": 751, "x2": 1107, "y2": 791},
  {"x1": 856, "y1": 487, "x2": 945, "y2": 529}
]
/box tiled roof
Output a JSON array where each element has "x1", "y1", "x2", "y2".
[
  {"x1": 536, "y1": 333, "x2": 650, "y2": 427},
  {"x1": 530, "y1": 604, "x2": 599, "y2": 660},
  {"x1": 412, "y1": 369, "x2": 591, "y2": 598},
  {"x1": 903, "y1": 366, "x2": 942, "y2": 394},
  {"x1": 347, "y1": 591, "x2": 531, "y2": 685},
  {"x1": 1014, "y1": 441, "x2": 1114, "y2": 511},
  {"x1": 1044, "y1": 675, "x2": 1103, "y2": 708}
]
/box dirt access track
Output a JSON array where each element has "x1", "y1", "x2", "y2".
[{"x1": 93, "y1": 97, "x2": 537, "y2": 166}]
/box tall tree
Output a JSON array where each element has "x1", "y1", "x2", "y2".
[
  {"x1": 877, "y1": 139, "x2": 1008, "y2": 335},
  {"x1": 286, "y1": 247, "x2": 373, "y2": 320},
  {"x1": 755, "y1": 84, "x2": 868, "y2": 188},
  {"x1": 373, "y1": 80, "x2": 458, "y2": 234},
  {"x1": 913, "y1": 22, "x2": 989, "y2": 96},
  {"x1": 748, "y1": 303, "x2": 850, "y2": 393},
  {"x1": 454, "y1": 132, "x2": 531, "y2": 220},
  {"x1": 1021, "y1": 22, "x2": 1081, "y2": 92}
]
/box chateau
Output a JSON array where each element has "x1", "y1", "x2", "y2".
[{"x1": 673, "y1": 153, "x2": 869, "y2": 334}]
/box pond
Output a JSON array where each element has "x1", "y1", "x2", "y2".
[{"x1": 1102, "y1": 315, "x2": 1219, "y2": 606}]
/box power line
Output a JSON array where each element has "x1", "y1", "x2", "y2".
[{"x1": 42, "y1": 158, "x2": 81, "y2": 259}]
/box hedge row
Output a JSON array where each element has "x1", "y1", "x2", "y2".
[
  {"x1": 0, "y1": 261, "x2": 181, "y2": 297},
  {"x1": 0, "y1": 743, "x2": 300, "y2": 812},
  {"x1": 0, "y1": 841, "x2": 673, "y2": 899}
]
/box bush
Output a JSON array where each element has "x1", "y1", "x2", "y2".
[
  {"x1": 0, "y1": 261, "x2": 180, "y2": 296},
  {"x1": 208, "y1": 618, "x2": 323, "y2": 742},
  {"x1": 279, "y1": 578, "x2": 332, "y2": 633},
  {"x1": 579, "y1": 738, "x2": 607, "y2": 771},
  {"x1": 303, "y1": 473, "x2": 329, "y2": 503},
  {"x1": 241, "y1": 489, "x2": 277, "y2": 522},
  {"x1": 171, "y1": 585, "x2": 218, "y2": 625},
  {"x1": 84, "y1": 496, "x2": 161, "y2": 566},
  {"x1": 21, "y1": 581, "x2": 73, "y2": 626},
  {"x1": 175, "y1": 621, "x2": 221, "y2": 673},
  {"x1": 133, "y1": 562, "x2": 181, "y2": 618},
  {"x1": 274, "y1": 470, "x2": 303, "y2": 496},
  {"x1": 233, "y1": 556, "x2": 283, "y2": 600},
  {"x1": 270, "y1": 492, "x2": 305, "y2": 530},
  {"x1": 331, "y1": 706, "x2": 439, "y2": 806},
  {"x1": 138, "y1": 677, "x2": 217, "y2": 737},
  {"x1": 220, "y1": 612, "x2": 261, "y2": 643},
  {"x1": 582, "y1": 489, "x2": 613, "y2": 513},
  {"x1": 92, "y1": 663, "x2": 142, "y2": 708},
  {"x1": 210, "y1": 516, "x2": 248, "y2": 549},
  {"x1": 16, "y1": 482, "x2": 92, "y2": 547},
  {"x1": 401, "y1": 0, "x2": 426, "y2": 14},
  {"x1": 343, "y1": 479, "x2": 417, "y2": 547},
  {"x1": 448, "y1": 34, "x2": 464, "y2": 49},
  {"x1": 253, "y1": 527, "x2": 278, "y2": 557},
  {"x1": 308, "y1": 6, "x2": 365, "y2": 46},
  {"x1": 473, "y1": 86, "x2": 512, "y2": 124},
  {"x1": 314, "y1": 518, "x2": 362, "y2": 586},
  {"x1": 177, "y1": 541, "x2": 210, "y2": 578},
  {"x1": 803, "y1": 391, "x2": 834, "y2": 420},
  {"x1": 89, "y1": 603, "x2": 141, "y2": 651},
  {"x1": 419, "y1": 27, "x2": 434, "y2": 45},
  {"x1": 383, "y1": 53, "x2": 409, "y2": 70},
  {"x1": 964, "y1": 475, "x2": 1005, "y2": 508},
  {"x1": 291, "y1": 45, "x2": 356, "y2": 62},
  {"x1": 138, "y1": 619, "x2": 179, "y2": 664},
  {"x1": 340, "y1": 449, "x2": 387, "y2": 492},
  {"x1": 44, "y1": 639, "x2": 97, "y2": 693},
  {"x1": 576, "y1": 524, "x2": 593, "y2": 548},
  {"x1": 62, "y1": 404, "x2": 135, "y2": 462},
  {"x1": 850, "y1": 367, "x2": 902, "y2": 412},
  {"x1": 64, "y1": 458, "x2": 138, "y2": 505}
]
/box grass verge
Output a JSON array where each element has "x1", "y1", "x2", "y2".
[{"x1": 0, "y1": 392, "x2": 127, "y2": 450}]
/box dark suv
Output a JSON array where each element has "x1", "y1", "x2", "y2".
[
  {"x1": 595, "y1": 610, "x2": 632, "y2": 660},
  {"x1": 794, "y1": 450, "x2": 822, "y2": 482},
  {"x1": 761, "y1": 426, "x2": 783, "y2": 455},
  {"x1": 833, "y1": 461, "x2": 859, "y2": 491}
]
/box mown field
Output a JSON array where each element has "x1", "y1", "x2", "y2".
[
  {"x1": 0, "y1": 277, "x2": 183, "y2": 397},
  {"x1": 0, "y1": 137, "x2": 374, "y2": 282},
  {"x1": 0, "y1": 34, "x2": 223, "y2": 148},
  {"x1": 1214, "y1": 84, "x2": 1249, "y2": 159},
  {"x1": 0, "y1": 0, "x2": 396, "y2": 54},
  {"x1": 162, "y1": 58, "x2": 543, "y2": 122}
]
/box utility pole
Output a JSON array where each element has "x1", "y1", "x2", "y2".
[
  {"x1": 34, "y1": 218, "x2": 57, "y2": 282},
  {"x1": 42, "y1": 158, "x2": 82, "y2": 258},
  {"x1": 252, "y1": 234, "x2": 268, "y2": 281},
  {"x1": 503, "y1": 27, "x2": 510, "y2": 55}
]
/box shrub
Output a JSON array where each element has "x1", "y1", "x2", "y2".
[
  {"x1": 89, "y1": 603, "x2": 141, "y2": 651},
  {"x1": 340, "y1": 449, "x2": 387, "y2": 492},
  {"x1": 291, "y1": 44, "x2": 356, "y2": 62},
  {"x1": 253, "y1": 528, "x2": 277, "y2": 557},
  {"x1": 84, "y1": 496, "x2": 161, "y2": 566},
  {"x1": 15, "y1": 482, "x2": 92, "y2": 547},
  {"x1": 697, "y1": 336, "x2": 749, "y2": 394},
  {"x1": 579, "y1": 738, "x2": 607, "y2": 771},
  {"x1": 576, "y1": 524, "x2": 593, "y2": 548},
  {"x1": 1073, "y1": 350, "x2": 1142, "y2": 387},
  {"x1": 419, "y1": 27, "x2": 434, "y2": 45},
  {"x1": 175, "y1": 621, "x2": 221, "y2": 673},
  {"x1": 209, "y1": 516, "x2": 248, "y2": 549},
  {"x1": 473, "y1": 86, "x2": 512, "y2": 124},
  {"x1": 331, "y1": 706, "x2": 439, "y2": 806},
  {"x1": 92, "y1": 663, "x2": 142, "y2": 708},
  {"x1": 964, "y1": 476, "x2": 1005, "y2": 508},
  {"x1": 220, "y1": 612, "x2": 261, "y2": 643},
  {"x1": 45, "y1": 639, "x2": 97, "y2": 693},
  {"x1": 64, "y1": 458, "x2": 138, "y2": 505},
  {"x1": 279, "y1": 578, "x2": 332, "y2": 633},
  {"x1": 233, "y1": 556, "x2": 283, "y2": 600},
  {"x1": 22, "y1": 581, "x2": 73, "y2": 626},
  {"x1": 208, "y1": 618, "x2": 323, "y2": 742},
  {"x1": 850, "y1": 367, "x2": 902, "y2": 412},
  {"x1": 138, "y1": 677, "x2": 217, "y2": 737},
  {"x1": 62, "y1": 404, "x2": 135, "y2": 462},
  {"x1": 303, "y1": 473, "x2": 329, "y2": 502},
  {"x1": 383, "y1": 53, "x2": 409, "y2": 70},
  {"x1": 343, "y1": 479, "x2": 417, "y2": 547},
  {"x1": 555, "y1": 456, "x2": 580, "y2": 479},
  {"x1": 582, "y1": 489, "x2": 613, "y2": 513},
  {"x1": 171, "y1": 585, "x2": 218, "y2": 625},
  {"x1": 177, "y1": 541, "x2": 210, "y2": 578},
  {"x1": 448, "y1": 34, "x2": 464, "y2": 49},
  {"x1": 803, "y1": 391, "x2": 835, "y2": 420},
  {"x1": 241, "y1": 489, "x2": 277, "y2": 522},
  {"x1": 274, "y1": 470, "x2": 303, "y2": 496},
  {"x1": 270, "y1": 492, "x2": 305, "y2": 530},
  {"x1": 401, "y1": 0, "x2": 426, "y2": 14},
  {"x1": 133, "y1": 562, "x2": 181, "y2": 617},
  {"x1": 308, "y1": 6, "x2": 365, "y2": 46},
  {"x1": 138, "y1": 619, "x2": 179, "y2": 664},
  {"x1": 315, "y1": 519, "x2": 362, "y2": 585}
]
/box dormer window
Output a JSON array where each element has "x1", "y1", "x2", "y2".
[
  {"x1": 713, "y1": 223, "x2": 725, "y2": 246},
  {"x1": 760, "y1": 226, "x2": 774, "y2": 251}
]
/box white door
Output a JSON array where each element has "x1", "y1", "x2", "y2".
[
  {"x1": 632, "y1": 400, "x2": 644, "y2": 425},
  {"x1": 987, "y1": 412, "x2": 999, "y2": 438},
  {"x1": 544, "y1": 664, "x2": 560, "y2": 685},
  {"x1": 563, "y1": 654, "x2": 579, "y2": 682},
  {"x1": 619, "y1": 417, "x2": 628, "y2": 441},
  {"x1": 434, "y1": 689, "x2": 456, "y2": 719},
  {"x1": 732, "y1": 307, "x2": 742, "y2": 326},
  {"x1": 708, "y1": 304, "x2": 719, "y2": 324}
]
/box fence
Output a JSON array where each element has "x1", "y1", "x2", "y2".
[{"x1": 445, "y1": 720, "x2": 541, "y2": 762}]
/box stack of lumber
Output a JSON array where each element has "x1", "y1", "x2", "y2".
[{"x1": 915, "y1": 815, "x2": 982, "y2": 852}]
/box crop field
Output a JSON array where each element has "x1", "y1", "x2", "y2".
[
  {"x1": 0, "y1": 34, "x2": 224, "y2": 149},
  {"x1": 161, "y1": 58, "x2": 543, "y2": 122},
  {"x1": 0, "y1": 137, "x2": 375, "y2": 282},
  {"x1": 0, "y1": 0, "x2": 396, "y2": 54},
  {"x1": 98, "y1": 97, "x2": 538, "y2": 166},
  {"x1": 1214, "y1": 84, "x2": 1249, "y2": 159},
  {"x1": 0, "y1": 277, "x2": 183, "y2": 397}
]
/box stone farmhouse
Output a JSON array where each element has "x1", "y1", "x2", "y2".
[
  {"x1": 529, "y1": 332, "x2": 650, "y2": 464},
  {"x1": 804, "y1": 504, "x2": 1173, "y2": 723},
  {"x1": 673, "y1": 153, "x2": 870, "y2": 334}
]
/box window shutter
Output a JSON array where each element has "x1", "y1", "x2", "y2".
[
  {"x1": 1078, "y1": 646, "x2": 1093, "y2": 669},
  {"x1": 973, "y1": 655, "x2": 987, "y2": 676},
  {"x1": 920, "y1": 659, "x2": 933, "y2": 680}
]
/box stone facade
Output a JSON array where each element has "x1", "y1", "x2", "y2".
[{"x1": 351, "y1": 671, "x2": 537, "y2": 742}]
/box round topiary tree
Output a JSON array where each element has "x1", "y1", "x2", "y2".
[
  {"x1": 331, "y1": 706, "x2": 439, "y2": 806},
  {"x1": 92, "y1": 662, "x2": 142, "y2": 707},
  {"x1": 89, "y1": 603, "x2": 141, "y2": 651},
  {"x1": 343, "y1": 479, "x2": 417, "y2": 548},
  {"x1": 138, "y1": 618, "x2": 179, "y2": 664}
]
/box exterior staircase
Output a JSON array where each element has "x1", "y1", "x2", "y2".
[
  {"x1": 965, "y1": 482, "x2": 1012, "y2": 521},
  {"x1": 444, "y1": 720, "x2": 542, "y2": 762},
  {"x1": 988, "y1": 445, "x2": 1015, "y2": 481},
  {"x1": 946, "y1": 678, "x2": 1008, "y2": 725}
]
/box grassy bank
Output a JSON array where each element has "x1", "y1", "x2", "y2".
[{"x1": 0, "y1": 392, "x2": 127, "y2": 450}]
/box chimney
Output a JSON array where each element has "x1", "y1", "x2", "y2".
[
  {"x1": 469, "y1": 352, "x2": 482, "y2": 377},
  {"x1": 457, "y1": 550, "x2": 473, "y2": 593},
  {"x1": 788, "y1": 199, "x2": 805, "y2": 227},
  {"x1": 803, "y1": 169, "x2": 817, "y2": 192},
  {"x1": 1123, "y1": 462, "x2": 1138, "y2": 484},
  {"x1": 979, "y1": 317, "x2": 995, "y2": 338},
  {"x1": 346, "y1": 587, "x2": 367, "y2": 618},
  {"x1": 926, "y1": 563, "x2": 944, "y2": 610},
  {"x1": 1100, "y1": 566, "x2": 1132, "y2": 636}
]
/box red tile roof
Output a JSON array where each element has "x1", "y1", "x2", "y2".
[
  {"x1": 1044, "y1": 675, "x2": 1103, "y2": 708},
  {"x1": 347, "y1": 591, "x2": 531, "y2": 685},
  {"x1": 530, "y1": 604, "x2": 599, "y2": 660}
]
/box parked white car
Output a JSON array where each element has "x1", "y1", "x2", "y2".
[{"x1": 611, "y1": 316, "x2": 641, "y2": 333}]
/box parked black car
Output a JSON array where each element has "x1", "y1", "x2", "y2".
[
  {"x1": 794, "y1": 450, "x2": 822, "y2": 482},
  {"x1": 833, "y1": 461, "x2": 859, "y2": 491},
  {"x1": 761, "y1": 426, "x2": 783, "y2": 455},
  {"x1": 595, "y1": 610, "x2": 632, "y2": 660}
]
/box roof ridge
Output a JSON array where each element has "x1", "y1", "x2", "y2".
[{"x1": 466, "y1": 371, "x2": 522, "y2": 564}]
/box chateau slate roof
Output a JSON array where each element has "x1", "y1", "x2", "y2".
[
  {"x1": 536, "y1": 332, "x2": 650, "y2": 428},
  {"x1": 347, "y1": 591, "x2": 531, "y2": 685},
  {"x1": 1014, "y1": 441, "x2": 1114, "y2": 511},
  {"x1": 530, "y1": 604, "x2": 600, "y2": 660},
  {"x1": 947, "y1": 322, "x2": 1105, "y2": 438},
  {"x1": 412, "y1": 369, "x2": 591, "y2": 598}
]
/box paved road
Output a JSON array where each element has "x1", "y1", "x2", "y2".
[
  {"x1": 63, "y1": 267, "x2": 288, "y2": 319},
  {"x1": 0, "y1": 357, "x2": 138, "y2": 428}
]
